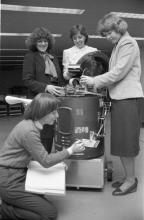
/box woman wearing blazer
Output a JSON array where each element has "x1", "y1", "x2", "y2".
[
  {"x1": 23, "y1": 27, "x2": 65, "y2": 98},
  {"x1": 80, "y1": 13, "x2": 144, "y2": 195},
  {"x1": 23, "y1": 27, "x2": 65, "y2": 153}
]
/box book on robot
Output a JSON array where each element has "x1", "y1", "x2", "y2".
[{"x1": 25, "y1": 161, "x2": 66, "y2": 196}]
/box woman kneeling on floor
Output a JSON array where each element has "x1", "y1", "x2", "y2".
[{"x1": 0, "y1": 93, "x2": 84, "y2": 220}]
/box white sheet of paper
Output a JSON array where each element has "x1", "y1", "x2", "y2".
[{"x1": 25, "y1": 161, "x2": 66, "y2": 196}]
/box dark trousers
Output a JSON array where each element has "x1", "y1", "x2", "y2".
[
  {"x1": 1, "y1": 195, "x2": 57, "y2": 220},
  {"x1": 0, "y1": 167, "x2": 57, "y2": 220}
]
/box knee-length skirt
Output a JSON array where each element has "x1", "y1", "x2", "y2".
[{"x1": 111, "y1": 98, "x2": 141, "y2": 157}]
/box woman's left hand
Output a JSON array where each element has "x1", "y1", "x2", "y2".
[{"x1": 80, "y1": 75, "x2": 94, "y2": 86}]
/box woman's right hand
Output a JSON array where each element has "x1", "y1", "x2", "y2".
[
  {"x1": 68, "y1": 140, "x2": 85, "y2": 154},
  {"x1": 80, "y1": 75, "x2": 94, "y2": 86},
  {"x1": 45, "y1": 85, "x2": 65, "y2": 96}
]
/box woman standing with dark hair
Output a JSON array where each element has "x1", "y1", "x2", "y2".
[
  {"x1": 80, "y1": 13, "x2": 144, "y2": 195},
  {"x1": 23, "y1": 27, "x2": 65, "y2": 153},
  {"x1": 62, "y1": 24, "x2": 98, "y2": 80},
  {"x1": 0, "y1": 93, "x2": 85, "y2": 220}
]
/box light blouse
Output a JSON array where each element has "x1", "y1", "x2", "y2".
[{"x1": 63, "y1": 45, "x2": 97, "y2": 79}]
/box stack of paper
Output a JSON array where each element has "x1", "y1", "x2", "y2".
[
  {"x1": 82, "y1": 139, "x2": 100, "y2": 148},
  {"x1": 25, "y1": 161, "x2": 66, "y2": 196}
]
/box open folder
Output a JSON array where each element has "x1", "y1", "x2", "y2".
[{"x1": 25, "y1": 161, "x2": 66, "y2": 196}]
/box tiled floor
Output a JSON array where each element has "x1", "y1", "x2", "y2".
[{"x1": 0, "y1": 115, "x2": 144, "y2": 220}]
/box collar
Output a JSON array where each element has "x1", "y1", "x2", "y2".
[
  {"x1": 39, "y1": 52, "x2": 54, "y2": 60},
  {"x1": 34, "y1": 121, "x2": 43, "y2": 130},
  {"x1": 116, "y1": 31, "x2": 130, "y2": 46},
  {"x1": 74, "y1": 45, "x2": 87, "y2": 50}
]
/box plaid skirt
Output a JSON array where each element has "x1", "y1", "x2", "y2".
[{"x1": 111, "y1": 98, "x2": 141, "y2": 157}]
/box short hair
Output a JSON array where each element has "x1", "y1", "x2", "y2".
[
  {"x1": 25, "y1": 27, "x2": 55, "y2": 52},
  {"x1": 70, "y1": 24, "x2": 88, "y2": 44},
  {"x1": 97, "y1": 13, "x2": 128, "y2": 37},
  {"x1": 24, "y1": 93, "x2": 59, "y2": 121}
]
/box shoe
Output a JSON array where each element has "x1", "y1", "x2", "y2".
[
  {"x1": 112, "y1": 178, "x2": 138, "y2": 196},
  {"x1": 112, "y1": 179, "x2": 125, "y2": 188}
]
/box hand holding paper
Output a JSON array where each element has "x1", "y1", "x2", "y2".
[{"x1": 69, "y1": 140, "x2": 85, "y2": 153}]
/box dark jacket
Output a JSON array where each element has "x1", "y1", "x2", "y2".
[{"x1": 23, "y1": 51, "x2": 64, "y2": 98}]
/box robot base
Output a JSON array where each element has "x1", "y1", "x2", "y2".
[{"x1": 66, "y1": 156, "x2": 104, "y2": 189}]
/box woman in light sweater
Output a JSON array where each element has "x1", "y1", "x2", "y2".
[
  {"x1": 80, "y1": 13, "x2": 144, "y2": 196},
  {"x1": 62, "y1": 24, "x2": 98, "y2": 80},
  {"x1": 0, "y1": 93, "x2": 84, "y2": 220}
]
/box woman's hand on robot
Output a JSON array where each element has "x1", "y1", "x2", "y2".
[
  {"x1": 71, "y1": 140, "x2": 85, "y2": 153},
  {"x1": 80, "y1": 75, "x2": 94, "y2": 86},
  {"x1": 45, "y1": 85, "x2": 65, "y2": 96}
]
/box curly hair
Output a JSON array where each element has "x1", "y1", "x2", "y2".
[
  {"x1": 97, "y1": 13, "x2": 128, "y2": 37},
  {"x1": 70, "y1": 24, "x2": 88, "y2": 44},
  {"x1": 25, "y1": 27, "x2": 55, "y2": 52}
]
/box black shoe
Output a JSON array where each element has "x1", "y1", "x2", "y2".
[
  {"x1": 111, "y1": 179, "x2": 125, "y2": 188},
  {"x1": 112, "y1": 178, "x2": 138, "y2": 196}
]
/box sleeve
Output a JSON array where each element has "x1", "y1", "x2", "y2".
[
  {"x1": 22, "y1": 53, "x2": 47, "y2": 93},
  {"x1": 93, "y1": 41, "x2": 137, "y2": 89},
  {"x1": 62, "y1": 50, "x2": 70, "y2": 79},
  {"x1": 24, "y1": 129, "x2": 70, "y2": 168}
]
